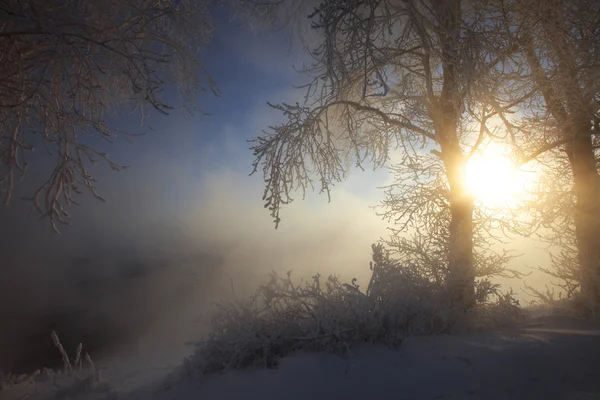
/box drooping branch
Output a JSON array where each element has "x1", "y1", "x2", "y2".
[{"x1": 0, "y1": 0, "x2": 218, "y2": 231}]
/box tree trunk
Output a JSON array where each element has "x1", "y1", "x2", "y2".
[
  {"x1": 444, "y1": 150, "x2": 476, "y2": 309},
  {"x1": 432, "y1": 0, "x2": 476, "y2": 309},
  {"x1": 448, "y1": 195, "x2": 475, "y2": 308},
  {"x1": 566, "y1": 118, "x2": 600, "y2": 314}
]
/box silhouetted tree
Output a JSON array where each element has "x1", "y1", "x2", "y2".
[
  {"x1": 249, "y1": 0, "x2": 522, "y2": 308},
  {"x1": 0, "y1": 0, "x2": 217, "y2": 231},
  {"x1": 378, "y1": 148, "x2": 525, "y2": 302},
  {"x1": 490, "y1": 0, "x2": 600, "y2": 313}
]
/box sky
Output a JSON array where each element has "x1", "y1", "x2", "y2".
[{"x1": 0, "y1": 3, "x2": 554, "y2": 374}]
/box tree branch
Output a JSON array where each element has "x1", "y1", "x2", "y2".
[{"x1": 334, "y1": 100, "x2": 437, "y2": 141}]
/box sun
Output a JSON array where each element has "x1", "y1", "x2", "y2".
[{"x1": 465, "y1": 147, "x2": 527, "y2": 205}]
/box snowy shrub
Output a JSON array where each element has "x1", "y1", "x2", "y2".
[
  {"x1": 523, "y1": 282, "x2": 592, "y2": 317},
  {"x1": 177, "y1": 244, "x2": 523, "y2": 378},
  {"x1": 465, "y1": 286, "x2": 523, "y2": 331}
]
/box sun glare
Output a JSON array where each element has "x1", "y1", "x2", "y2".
[{"x1": 465, "y1": 147, "x2": 527, "y2": 206}]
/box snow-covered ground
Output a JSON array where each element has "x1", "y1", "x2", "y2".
[{"x1": 3, "y1": 307, "x2": 600, "y2": 400}]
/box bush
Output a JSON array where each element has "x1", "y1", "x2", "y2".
[{"x1": 179, "y1": 244, "x2": 522, "y2": 378}]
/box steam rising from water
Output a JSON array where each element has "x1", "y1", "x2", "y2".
[{"x1": 0, "y1": 168, "x2": 388, "y2": 374}]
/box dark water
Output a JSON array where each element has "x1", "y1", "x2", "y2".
[{"x1": 0, "y1": 251, "x2": 223, "y2": 375}]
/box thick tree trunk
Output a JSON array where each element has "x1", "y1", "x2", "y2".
[
  {"x1": 444, "y1": 151, "x2": 476, "y2": 309},
  {"x1": 566, "y1": 119, "x2": 600, "y2": 314},
  {"x1": 431, "y1": 0, "x2": 476, "y2": 309},
  {"x1": 447, "y1": 194, "x2": 475, "y2": 308},
  {"x1": 522, "y1": 28, "x2": 600, "y2": 313}
]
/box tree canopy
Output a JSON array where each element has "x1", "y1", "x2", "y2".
[
  {"x1": 248, "y1": 0, "x2": 600, "y2": 312},
  {"x1": 0, "y1": 0, "x2": 216, "y2": 231}
]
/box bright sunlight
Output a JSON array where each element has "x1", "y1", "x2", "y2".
[{"x1": 465, "y1": 146, "x2": 529, "y2": 206}]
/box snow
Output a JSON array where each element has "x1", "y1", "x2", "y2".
[{"x1": 3, "y1": 309, "x2": 600, "y2": 400}]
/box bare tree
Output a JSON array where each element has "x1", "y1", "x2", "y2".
[
  {"x1": 0, "y1": 0, "x2": 217, "y2": 231},
  {"x1": 249, "y1": 0, "x2": 519, "y2": 308},
  {"x1": 491, "y1": 0, "x2": 600, "y2": 313}
]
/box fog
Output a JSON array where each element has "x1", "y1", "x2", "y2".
[
  {"x1": 0, "y1": 36, "x2": 395, "y2": 373},
  {"x1": 0, "y1": 150, "x2": 555, "y2": 377},
  {"x1": 0, "y1": 150, "x2": 394, "y2": 374}
]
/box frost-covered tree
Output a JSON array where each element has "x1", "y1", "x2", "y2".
[
  {"x1": 489, "y1": 0, "x2": 600, "y2": 313},
  {"x1": 378, "y1": 149, "x2": 524, "y2": 304},
  {"x1": 0, "y1": 0, "x2": 217, "y2": 231},
  {"x1": 248, "y1": 0, "x2": 521, "y2": 308}
]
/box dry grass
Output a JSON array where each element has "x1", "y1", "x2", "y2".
[{"x1": 1, "y1": 331, "x2": 116, "y2": 399}]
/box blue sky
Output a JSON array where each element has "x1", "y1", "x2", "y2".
[
  {"x1": 0, "y1": 5, "x2": 392, "y2": 273},
  {"x1": 83, "y1": 5, "x2": 391, "y2": 225}
]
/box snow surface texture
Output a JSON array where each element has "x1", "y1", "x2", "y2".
[{"x1": 3, "y1": 309, "x2": 600, "y2": 400}]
